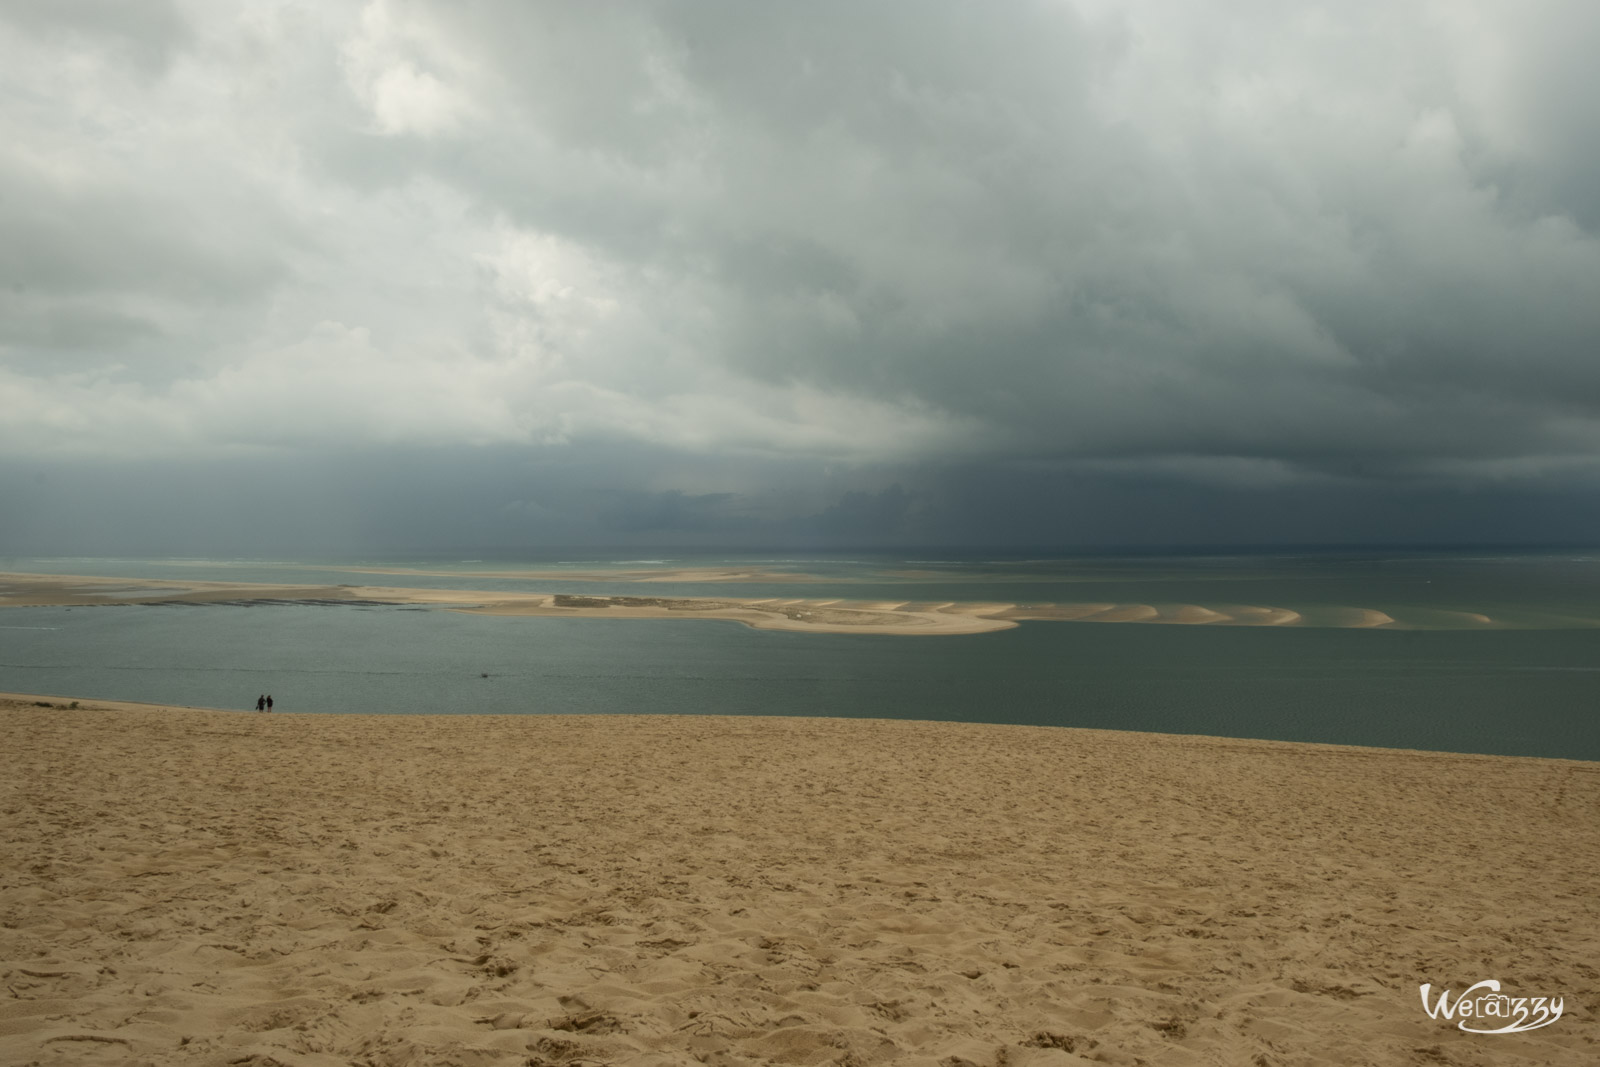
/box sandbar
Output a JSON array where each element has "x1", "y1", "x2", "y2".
[
  {"x1": 4, "y1": 572, "x2": 1595, "y2": 632},
  {"x1": 314, "y1": 565, "x2": 822, "y2": 584}
]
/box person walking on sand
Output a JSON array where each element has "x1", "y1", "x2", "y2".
[
  {"x1": 266, "y1": 694, "x2": 273, "y2": 712},
  {"x1": 256, "y1": 694, "x2": 265, "y2": 712}
]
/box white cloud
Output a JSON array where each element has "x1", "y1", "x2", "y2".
[{"x1": 340, "y1": 0, "x2": 474, "y2": 136}]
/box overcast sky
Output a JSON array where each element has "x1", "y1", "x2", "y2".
[{"x1": 4, "y1": 1, "x2": 1600, "y2": 554}]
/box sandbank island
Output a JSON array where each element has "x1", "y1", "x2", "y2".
[{"x1": 1, "y1": 571, "x2": 1568, "y2": 633}]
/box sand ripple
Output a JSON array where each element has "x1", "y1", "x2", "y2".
[{"x1": 2, "y1": 700, "x2": 1596, "y2": 1065}]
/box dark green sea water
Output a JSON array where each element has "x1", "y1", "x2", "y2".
[{"x1": 3, "y1": 551, "x2": 1597, "y2": 760}]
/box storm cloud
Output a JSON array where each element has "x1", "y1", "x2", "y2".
[{"x1": 3, "y1": 1, "x2": 1599, "y2": 551}]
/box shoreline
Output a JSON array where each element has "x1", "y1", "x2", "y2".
[
  {"x1": 3, "y1": 700, "x2": 1594, "y2": 1064},
  {"x1": 0, "y1": 690, "x2": 234, "y2": 715},
  {"x1": 4, "y1": 692, "x2": 1597, "y2": 768}
]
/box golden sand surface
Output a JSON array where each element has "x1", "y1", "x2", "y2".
[{"x1": 2, "y1": 697, "x2": 1595, "y2": 1066}]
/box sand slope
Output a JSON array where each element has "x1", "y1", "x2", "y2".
[{"x1": 1, "y1": 699, "x2": 1595, "y2": 1066}]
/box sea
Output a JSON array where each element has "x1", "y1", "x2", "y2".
[{"x1": 2, "y1": 550, "x2": 1598, "y2": 761}]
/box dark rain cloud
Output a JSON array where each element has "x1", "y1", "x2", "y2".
[{"x1": 2, "y1": 1, "x2": 1599, "y2": 550}]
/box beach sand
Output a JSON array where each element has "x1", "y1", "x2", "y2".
[{"x1": 1, "y1": 697, "x2": 1595, "y2": 1066}]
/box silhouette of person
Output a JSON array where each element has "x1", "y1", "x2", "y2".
[
  {"x1": 266, "y1": 694, "x2": 274, "y2": 712},
  {"x1": 256, "y1": 694, "x2": 265, "y2": 712}
]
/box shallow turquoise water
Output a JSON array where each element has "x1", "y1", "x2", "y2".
[{"x1": 2, "y1": 552, "x2": 1597, "y2": 760}]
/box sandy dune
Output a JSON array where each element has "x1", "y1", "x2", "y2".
[{"x1": 1, "y1": 697, "x2": 1595, "y2": 1066}]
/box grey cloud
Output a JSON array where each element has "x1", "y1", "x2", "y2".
[
  {"x1": 3, "y1": 1, "x2": 1600, "y2": 552},
  {"x1": 333, "y1": 2, "x2": 1600, "y2": 478},
  {"x1": 0, "y1": 0, "x2": 190, "y2": 72},
  {"x1": 1497, "y1": 0, "x2": 1600, "y2": 231},
  {"x1": 596, "y1": 490, "x2": 744, "y2": 535},
  {"x1": 0, "y1": 160, "x2": 285, "y2": 302},
  {"x1": 809, "y1": 485, "x2": 922, "y2": 543},
  {"x1": 9, "y1": 449, "x2": 1600, "y2": 557},
  {"x1": 0, "y1": 291, "x2": 160, "y2": 352}
]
